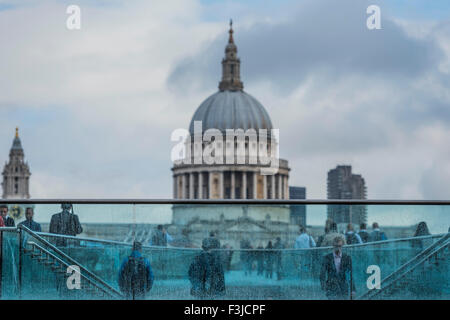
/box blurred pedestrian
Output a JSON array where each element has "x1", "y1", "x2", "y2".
[
  {"x1": 49, "y1": 203, "x2": 83, "y2": 246},
  {"x1": 240, "y1": 239, "x2": 253, "y2": 276},
  {"x1": 414, "y1": 221, "x2": 431, "y2": 237},
  {"x1": 317, "y1": 220, "x2": 333, "y2": 247},
  {"x1": 345, "y1": 224, "x2": 362, "y2": 245},
  {"x1": 202, "y1": 232, "x2": 221, "y2": 250},
  {"x1": 119, "y1": 241, "x2": 154, "y2": 300},
  {"x1": 188, "y1": 236, "x2": 225, "y2": 299},
  {"x1": 256, "y1": 242, "x2": 264, "y2": 276},
  {"x1": 320, "y1": 222, "x2": 346, "y2": 247},
  {"x1": 265, "y1": 241, "x2": 274, "y2": 279},
  {"x1": 18, "y1": 207, "x2": 41, "y2": 232},
  {"x1": 357, "y1": 223, "x2": 370, "y2": 243},
  {"x1": 412, "y1": 221, "x2": 431, "y2": 249},
  {"x1": 370, "y1": 222, "x2": 387, "y2": 242},
  {"x1": 0, "y1": 205, "x2": 15, "y2": 227},
  {"x1": 150, "y1": 225, "x2": 172, "y2": 247},
  {"x1": 273, "y1": 237, "x2": 285, "y2": 280},
  {"x1": 294, "y1": 226, "x2": 316, "y2": 249},
  {"x1": 320, "y1": 237, "x2": 356, "y2": 300}
]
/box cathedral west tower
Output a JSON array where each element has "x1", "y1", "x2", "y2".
[{"x1": 2, "y1": 128, "x2": 31, "y2": 199}]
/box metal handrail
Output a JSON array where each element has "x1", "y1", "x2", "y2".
[
  {"x1": 27, "y1": 241, "x2": 114, "y2": 298},
  {"x1": 358, "y1": 232, "x2": 450, "y2": 300},
  {"x1": 36, "y1": 230, "x2": 445, "y2": 252},
  {"x1": 18, "y1": 225, "x2": 123, "y2": 299},
  {"x1": 0, "y1": 199, "x2": 450, "y2": 205},
  {"x1": 37, "y1": 232, "x2": 134, "y2": 248},
  {"x1": 0, "y1": 227, "x2": 19, "y2": 232}
]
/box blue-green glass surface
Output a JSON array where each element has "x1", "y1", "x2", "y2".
[{"x1": 0, "y1": 203, "x2": 449, "y2": 300}]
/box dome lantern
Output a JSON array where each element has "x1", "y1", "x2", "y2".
[{"x1": 218, "y1": 20, "x2": 244, "y2": 92}]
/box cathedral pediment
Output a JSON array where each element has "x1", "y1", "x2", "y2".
[{"x1": 225, "y1": 220, "x2": 268, "y2": 232}]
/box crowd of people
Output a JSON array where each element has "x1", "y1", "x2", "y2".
[
  {"x1": 0, "y1": 203, "x2": 443, "y2": 300},
  {"x1": 0, "y1": 204, "x2": 42, "y2": 231},
  {"x1": 180, "y1": 219, "x2": 437, "y2": 300},
  {"x1": 313, "y1": 220, "x2": 389, "y2": 248},
  {"x1": 0, "y1": 203, "x2": 83, "y2": 237},
  {"x1": 239, "y1": 237, "x2": 284, "y2": 280}
]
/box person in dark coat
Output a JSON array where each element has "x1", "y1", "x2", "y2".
[
  {"x1": 414, "y1": 221, "x2": 431, "y2": 237},
  {"x1": 151, "y1": 225, "x2": 173, "y2": 246},
  {"x1": 412, "y1": 221, "x2": 432, "y2": 249},
  {"x1": 0, "y1": 205, "x2": 15, "y2": 227},
  {"x1": 317, "y1": 219, "x2": 334, "y2": 247},
  {"x1": 357, "y1": 223, "x2": 370, "y2": 243},
  {"x1": 18, "y1": 207, "x2": 41, "y2": 232},
  {"x1": 188, "y1": 237, "x2": 225, "y2": 299},
  {"x1": 49, "y1": 203, "x2": 83, "y2": 246},
  {"x1": 264, "y1": 241, "x2": 275, "y2": 279},
  {"x1": 118, "y1": 241, "x2": 154, "y2": 300},
  {"x1": 273, "y1": 237, "x2": 285, "y2": 280},
  {"x1": 320, "y1": 237, "x2": 356, "y2": 300},
  {"x1": 202, "y1": 232, "x2": 221, "y2": 251},
  {"x1": 256, "y1": 243, "x2": 264, "y2": 276},
  {"x1": 345, "y1": 224, "x2": 362, "y2": 245},
  {"x1": 370, "y1": 222, "x2": 387, "y2": 242},
  {"x1": 240, "y1": 239, "x2": 253, "y2": 276}
]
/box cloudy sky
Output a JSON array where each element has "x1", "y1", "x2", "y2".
[{"x1": 0, "y1": 0, "x2": 450, "y2": 203}]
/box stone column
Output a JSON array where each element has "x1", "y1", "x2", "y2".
[
  {"x1": 26, "y1": 178, "x2": 30, "y2": 198},
  {"x1": 277, "y1": 174, "x2": 282, "y2": 199},
  {"x1": 182, "y1": 174, "x2": 187, "y2": 199},
  {"x1": 253, "y1": 171, "x2": 258, "y2": 199},
  {"x1": 173, "y1": 175, "x2": 177, "y2": 199},
  {"x1": 219, "y1": 171, "x2": 224, "y2": 198},
  {"x1": 285, "y1": 175, "x2": 289, "y2": 199},
  {"x1": 177, "y1": 175, "x2": 181, "y2": 199},
  {"x1": 189, "y1": 173, "x2": 194, "y2": 199},
  {"x1": 231, "y1": 171, "x2": 235, "y2": 199},
  {"x1": 271, "y1": 175, "x2": 275, "y2": 199},
  {"x1": 263, "y1": 175, "x2": 267, "y2": 199},
  {"x1": 208, "y1": 171, "x2": 213, "y2": 199},
  {"x1": 198, "y1": 172, "x2": 203, "y2": 199},
  {"x1": 242, "y1": 171, "x2": 247, "y2": 199}
]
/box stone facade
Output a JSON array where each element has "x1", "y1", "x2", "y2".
[{"x1": 168, "y1": 210, "x2": 299, "y2": 250}]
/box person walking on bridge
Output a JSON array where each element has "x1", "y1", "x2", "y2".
[
  {"x1": 320, "y1": 237, "x2": 356, "y2": 300},
  {"x1": 119, "y1": 241, "x2": 154, "y2": 300}
]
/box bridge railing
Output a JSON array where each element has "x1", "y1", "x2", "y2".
[{"x1": 0, "y1": 200, "x2": 449, "y2": 299}]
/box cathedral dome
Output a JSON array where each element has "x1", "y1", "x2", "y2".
[
  {"x1": 172, "y1": 21, "x2": 290, "y2": 204},
  {"x1": 188, "y1": 20, "x2": 273, "y2": 135},
  {"x1": 189, "y1": 90, "x2": 273, "y2": 135}
]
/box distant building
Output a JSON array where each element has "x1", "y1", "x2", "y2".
[
  {"x1": 1, "y1": 128, "x2": 31, "y2": 222},
  {"x1": 169, "y1": 22, "x2": 296, "y2": 249},
  {"x1": 289, "y1": 186, "x2": 306, "y2": 226},
  {"x1": 2, "y1": 128, "x2": 31, "y2": 199},
  {"x1": 171, "y1": 22, "x2": 290, "y2": 203},
  {"x1": 327, "y1": 165, "x2": 367, "y2": 225}
]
